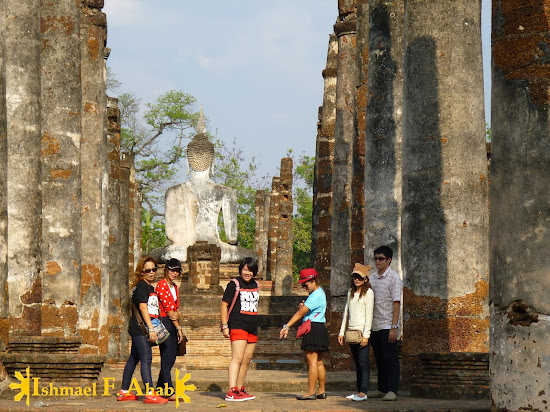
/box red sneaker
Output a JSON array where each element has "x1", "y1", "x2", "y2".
[
  {"x1": 225, "y1": 387, "x2": 246, "y2": 402},
  {"x1": 239, "y1": 386, "x2": 256, "y2": 401},
  {"x1": 143, "y1": 393, "x2": 169, "y2": 404},
  {"x1": 116, "y1": 391, "x2": 138, "y2": 401}
]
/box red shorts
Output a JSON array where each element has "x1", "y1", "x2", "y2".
[{"x1": 230, "y1": 329, "x2": 258, "y2": 343}]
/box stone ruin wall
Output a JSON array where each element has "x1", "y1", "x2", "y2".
[
  {"x1": 0, "y1": 0, "x2": 141, "y2": 363},
  {"x1": 312, "y1": 0, "x2": 491, "y2": 393},
  {"x1": 311, "y1": 0, "x2": 550, "y2": 408}
]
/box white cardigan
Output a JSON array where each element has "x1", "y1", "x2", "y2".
[{"x1": 339, "y1": 288, "x2": 374, "y2": 339}]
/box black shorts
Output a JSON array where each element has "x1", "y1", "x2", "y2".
[{"x1": 301, "y1": 322, "x2": 330, "y2": 352}]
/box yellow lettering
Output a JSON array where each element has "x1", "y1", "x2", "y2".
[
  {"x1": 84, "y1": 387, "x2": 91, "y2": 396},
  {"x1": 102, "y1": 377, "x2": 116, "y2": 396},
  {"x1": 93, "y1": 382, "x2": 97, "y2": 396},
  {"x1": 33, "y1": 378, "x2": 40, "y2": 396},
  {"x1": 49, "y1": 383, "x2": 59, "y2": 396},
  {"x1": 145, "y1": 383, "x2": 154, "y2": 395},
  {"x1": 127, "y1": 378, "x2": 144, "y2": 396},
  {"x1": 59, "y1": 387, "x2": 74, "y2": 396},
  {"x1": 164, "y1": 384, "x2": 174, "y2": 397},
  {"x1": 41, "y1": 386, "x2": 49, "y2": 396}
]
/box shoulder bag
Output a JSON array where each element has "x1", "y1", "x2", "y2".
[
  {"x1": 296, "y1": 313, "x2": 319, "y2": 338},
  {"x1": 177, "y1": 335, "x2": 188, "y2": 356},
  {"x1": 344, "y1": 329, "x2": 363, "y2": 344}
]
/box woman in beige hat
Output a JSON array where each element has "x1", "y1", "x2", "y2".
[{"x1": 338, "y1": 263, "x2": 374, "y2": 402}]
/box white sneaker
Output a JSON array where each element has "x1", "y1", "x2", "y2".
[
  {"x1": 346, "y1": 394, "x2": 355, "y2": 399},
  {"x1": 352, "y1": 394, "x2": 368, "y2": 401},
  {"x1": 382, "y1": 391, "x2": 398, "y2": 401}
]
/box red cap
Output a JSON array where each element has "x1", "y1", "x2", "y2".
[{"x1": 298, "y1": 268, "x2": 319, "y2": 283}]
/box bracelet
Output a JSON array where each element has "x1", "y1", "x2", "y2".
[
  {"x1": 391, "y1": 325, "x2": 399, "y2": 329},
  {"x1": 282, "y1": 324, "x2": 289, "y2": 330},
  {"x1": 220, "y1": 324, "x2": 228, "y2": 332}
]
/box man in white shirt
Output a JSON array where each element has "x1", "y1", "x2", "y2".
[{"x1": 367, "y1": 246, "x2": 402, "y2": 401}]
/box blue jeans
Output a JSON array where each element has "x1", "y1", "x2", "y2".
[
  {"x1": 349, "y1": 342, "x2": 370, "y2": 393},
  {"x1": 156, "y1": 317, "x2": 177, "y2": 394},
  {"x1": 121, "y1": 335, "x2": 153, "y2": 391},
  {"x1": 370, "y1": 329, "x2": 400, "y2": 393}
]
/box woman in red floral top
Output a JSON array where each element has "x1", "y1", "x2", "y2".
[{"x1": 154, "y1": 258, "x2": 185, "y2": 400}]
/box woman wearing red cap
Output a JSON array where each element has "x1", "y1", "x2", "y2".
[{"x1": 279, "y1": 268, "x2": 329, "y2": 400}]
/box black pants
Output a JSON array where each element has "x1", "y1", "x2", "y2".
[
  {"x1": 370, "y1": 329, "x2": 399, "y2": 393},
  {"x1": 349, "y1": 342, "x2": 370, "y2": 393},
  {"x1": 156, "y1": 316, "x2": 177, "y2": 395},
  {"x1": 121, "y1": 335, "x2": 152, "y2": 391}
]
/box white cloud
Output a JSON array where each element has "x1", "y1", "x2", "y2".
[{"x1": 103, "y1": 0, "x2": 147, "y2": 27}]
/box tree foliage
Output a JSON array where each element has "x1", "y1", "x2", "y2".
[{"x1": 118, "y1": 90, "x2": 200, "y2": 216}]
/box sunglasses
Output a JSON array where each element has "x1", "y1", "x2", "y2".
[
  {"x1": 352, "y1": 274, "x2": 367, "y2": 281},
  {"x1": 374, "y1": 257, "x2": 387, "y2": 262},
  {"x1": 143, "y1": 267, "x2": 157, "y2": 274},
  {"x1": 301, "y1": 282, "x2": 310, "y2": 288},
  {"x1": 168, "y1": 268, "x2": 182, "y2": 273}
]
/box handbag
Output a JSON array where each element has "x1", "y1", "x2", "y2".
[
  {"x1": 296, "y1": 313, "x2": 319, "y2": 338},
  {"x1": 344, "y1": 329, "x2": 363, "y2": 344},
  {"x1": 177, "y1": 335, "x2": 188, "y2": 356},
  {"x1": 132, "y1": 302, "x2": 170, "y2": 346}
]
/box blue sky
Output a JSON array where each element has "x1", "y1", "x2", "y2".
[{"x1": 104, "y1": 1, "x2": 491, "y2": 180}]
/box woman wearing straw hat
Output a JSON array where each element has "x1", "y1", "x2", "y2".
[
  {"x1": 279, "y1": 268, "x2": 329, "y2": 400},
  {"x1": 338, "y1": 263, "x2": 374, "y2": 402}
]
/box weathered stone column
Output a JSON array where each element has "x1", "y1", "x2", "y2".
[
  {"x1": 5, "y1": 0, "x2": 43, "y2": 337},
  {"x1": 104, "y1": 97, "x2": 125, "y2": 359},
  {"x1": 313, "y1": 33, "x2": 338, "y2": 287},
  {"x1": 351, "y1": 0, "x2": 368, "y2": 268},
  {"x1": 266, "y1": 177, "x2": 280, "y2": 281},
  {"x1": 79, "y1": 0, "x2": 108, "y2": 354},
  {"x1": 0, "y1": 0, "x2": 8, "y2": 337},
  {"x1": 40, "y1": 0, "x2": 83, "y2": 337},
  {"x1": 274, "y1": 158, "x2": 293, "y2": 296},
  {"x1": 401, "y1": 0, "x2": 489, "y2": 394},
  {"x1": 128, "y1": 154, "x2": 137, "y2": 276},
  {"x1": 331, "y1": 6, "x2": 357, "y2": 298},
  {"x1": 490, "y1": 2, "x2": 550, "y2": 409},
  {"x1": 364, "y1": 0, "x2": 404, "y2": 275},
  {"x1": 119, "y1": 152, "x2": 132, "y2": 357},
  {"x1": 255, "y1": 190, "x2": 269, "y2": 278}
]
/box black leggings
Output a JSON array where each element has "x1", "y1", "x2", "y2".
[
  {"x1": 121, "y1": 335, "x2": 153, "y2": 391},
  {"x1": 156, "y1": 317, "x2": 177, "y2": 394}
]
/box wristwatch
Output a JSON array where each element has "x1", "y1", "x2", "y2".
[
  {"x1": 282, "y1": 324, "x2": 289, "y2": 330},
  {"x1": 391, "y1": 325, "x2": 399, "y2": 329}
]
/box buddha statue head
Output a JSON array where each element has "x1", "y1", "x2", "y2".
[{"x1": 186, "y1": 107, "x2": 215, "y2": 175}]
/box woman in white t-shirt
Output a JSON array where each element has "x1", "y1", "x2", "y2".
[{"x1": 338, "y1": 263, "x2": 374, "y2": 402}]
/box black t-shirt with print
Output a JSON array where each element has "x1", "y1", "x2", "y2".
[
  {"x1": 222, "y1": 276, "x2": 259, "y2": 335},
  {"x1": 128, "y1": 280, "x2": 159, "y2": 337}
]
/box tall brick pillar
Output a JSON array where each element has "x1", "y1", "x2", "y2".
[
  {"x1": 490, "y1": 1, "x2": 550, "y2": 409},
  {"x1": 5, "y1": 0, "x2": 42, "y2": 337},
  {"x1": 105, "y1": 97, "x2": 125, "y2": 359},
  {"x1": 274, "y1": 158, "x2": 293, "y2": 296},
  {"x1": 329, "y1": 0, "x2": 356, "y2": 370},
  {"x1": 351, "y1": 0, "x2": 368, "y2": 268},
  {"x1": 79, "y1": 0, "x2": 108, "y2": 354},
  {"x1": 364, "y1": 0, "x2": 404, "y2": 275},
  {"x1": 119, "y1": 152, "x2": 132, "y2": 357},
  {"x1": 402, "y1": 0, "x2": 489, "y2": 395},
  {"x1": 266, "y1": 177, "x2": 280, "y2": 281},
  {"x1": 40, "y1": 0, "x2": 82, "y2": 337},
  {"x1": 255, "y1": 190, "x2": 270, "y2": 278},
  {"x1": 313, "y1": 33, "x2": 337, "y2": 287},
  {"x1": 0, "y1": 0, "x2": 8, "y2": 339}
]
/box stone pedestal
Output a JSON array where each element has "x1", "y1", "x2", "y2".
[
  {"x1": 187, "y1": 242, "x2": 223, "y2": 293},
  {"x1": 410, "y1": 352, "x2": 489, "y2": 400},
  {"x1": 1, "y1": 336, "x2": 105, "y2": 380}
]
